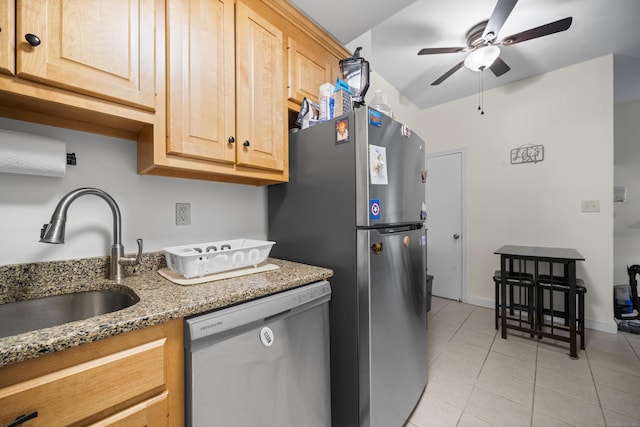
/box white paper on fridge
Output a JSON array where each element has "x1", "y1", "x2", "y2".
[{"x1": 369, "y1": 145, "x2": 388, "y2": 185}]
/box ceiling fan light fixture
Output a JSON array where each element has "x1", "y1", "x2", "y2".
[{"x1": 464, "y1": 45, "x2": 501, "y2": 71}]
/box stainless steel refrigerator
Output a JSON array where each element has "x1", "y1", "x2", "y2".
[{"x1": 268, "y1": 107, "x2": 428, "y2": 427}]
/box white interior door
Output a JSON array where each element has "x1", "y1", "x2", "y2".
[{"x1": 426, "y1": 151, "x2": 463, "y2": 301}]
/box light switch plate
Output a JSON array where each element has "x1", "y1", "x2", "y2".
[{"x1": 581, "y1": 200, "x2": 600, "y2": 212}]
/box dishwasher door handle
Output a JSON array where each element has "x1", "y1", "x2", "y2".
[{"x1": 264, "y1": 309, "x2": 291, "y2": 323}]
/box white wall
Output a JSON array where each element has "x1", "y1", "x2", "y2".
[
  {"x1": 365, "y1": 70, "x2": 421, "y2": 130},
  {"x1": 614, "y1": 99, "x2": 640, "y2": 283},
  {"x1": 0, "y1": 118, "x2": 268, "y2": 266},
  {"x1": 346, "y1": 31, "x2": 422, "y2": 131},
  {"x1": 421, "y1": 56, "x2": 615, "y2": 332}
]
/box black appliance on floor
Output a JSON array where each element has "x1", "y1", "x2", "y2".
[{"x1": 614, "y1": 264, "x2": 640, "y2": 333}]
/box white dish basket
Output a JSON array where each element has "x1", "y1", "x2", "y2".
[{"x1": 163, "y1": 239, "x2": 275, "y2": 279}]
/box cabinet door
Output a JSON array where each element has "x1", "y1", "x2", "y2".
[
  {"x1": 166, "y1": 0, "x2": 236, "y2": 164},
  {"x1": 0, "y1": 1, "x2": 14, "y2": 76},
  {"x1": 287, "y1": 36, "x2": 331, "y2": 106},
  {"x1": 16, "y1": 0, "x2": 155, "y2": 110},
  {"x1": 235, "y1": 1, "x2": 285, "y2": 172}
]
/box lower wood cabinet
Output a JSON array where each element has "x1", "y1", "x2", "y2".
[
  {"x1": 0, "y1": 319, "x2": 184, "y2": 427},
  {"x1": 88, "y1": 392, "x2": 169, "y2": 427}
]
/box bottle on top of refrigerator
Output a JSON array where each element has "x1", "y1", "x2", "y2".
[{"x1": 319, "y1": 82, "x2": 335, "y2": 121}]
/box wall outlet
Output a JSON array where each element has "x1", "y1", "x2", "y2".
[
  {"x1": 581, "y1": 200, "x2": 600, "y2": 213},
  {"x1": 176, "y1": 203, "x2": 191, "y2": 225}
]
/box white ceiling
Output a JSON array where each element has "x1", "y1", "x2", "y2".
[{"x1": 288, "y1": 0, "x2": 640, "y2": 109}]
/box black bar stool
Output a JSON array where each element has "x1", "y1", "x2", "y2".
[
  {"x1": 536, "y1": 275, "x2": 587, "y2": 349},
  {"x1": 493, "y1": 267, "x2": 535, "y2": 331}
]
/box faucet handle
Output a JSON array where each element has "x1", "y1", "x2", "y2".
[
  {"x1": 119, "y1": 238, "x2": 143, "y2": 269},
  {"x1": 40, "y1": 224, "x2": 49, "y2": 239}
]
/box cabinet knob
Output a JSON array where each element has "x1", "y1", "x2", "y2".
[
  {"x1": 228, "y1": 136, "x2": 235, "y2": 144},
  {"x1": 243, "y1": 140, "x2": 250, "y2": 147},
  {"x1": 25, "y1": 33, "x2": 41, "y2": 47}
]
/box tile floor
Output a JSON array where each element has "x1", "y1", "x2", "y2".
[{"x1": 406, "y1": 297, "x2": 640, "y2": 427}]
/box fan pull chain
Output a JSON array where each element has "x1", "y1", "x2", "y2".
[{"x1": 478, "y1": 70, "x2": 485, "y2": 115}]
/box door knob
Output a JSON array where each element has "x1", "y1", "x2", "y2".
[
  {"x1": 243, "y1": 140, "x2": 250, "y2": 147},
  {"x1": 228, "y1": 136, "x2": 235, "y2": 144},
  {"x1": 453, "y1": 233, "x2": 460, "y2": 239}
]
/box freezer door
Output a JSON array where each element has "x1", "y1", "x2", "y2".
[
  {"x1": 355, "y1": 108, "x2": 426, "y2": 227},
  {"x1": 358, "y1": 225, "x2": 428, "y2": 427}
]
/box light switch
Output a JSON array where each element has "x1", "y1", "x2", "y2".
[{"x1": 581, "y1": 200, "x2": 600, "y2": 212}]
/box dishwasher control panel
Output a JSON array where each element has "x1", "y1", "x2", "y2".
[
  {"x1": 293, "y1": 285, "x2": 330, "y2": 305},
  {"x1": 185, "y1": 281, "x2": 331, "y2": 342}
]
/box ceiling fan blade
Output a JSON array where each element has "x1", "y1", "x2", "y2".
[
  {"x1": 431, "y1": 61, "x2": 465, "y2": 86},
  {"x1": 418, "y1": 47, "x2": 465, "y2": 55},
  {"x1": 500, "y1": 17, "x2": 573, "y2": 45},
  {"x1": 489, "y1": 56, "x2": 511, "y2": 77},
  {"x1": 483, "y1": 0, "x2": 518, "y2": 41}
]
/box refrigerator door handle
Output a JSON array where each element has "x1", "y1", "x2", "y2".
[{"x1": 374, "y1": 223, "x2": 424, "y2": 234}]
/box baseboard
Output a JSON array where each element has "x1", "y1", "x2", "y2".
[
  {"x1": 465, "y1": 296, "x2": 494, "y2": 309},
  {"x1": 464, "y1": 296, "x2": 619, "y2": 334},
  {"x1": 586, "y1": 318, "x2": 618, "y2": 334}
]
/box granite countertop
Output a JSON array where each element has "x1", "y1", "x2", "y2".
[{"x1": 0, "y1": 253, "x2": 333, "y2": 368}]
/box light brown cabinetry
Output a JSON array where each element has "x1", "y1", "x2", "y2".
[
  {"x1": 165, "y1": 0, "x2": 284, "y2": 175},
  {"x1": 0, "y1": 2, "x2": 14, "y2": 76},
  {"x1": 0, "y1": 0, "x2": 349, "y2": 185},
  {"x1": 166, "y1": 0, "x2": 236, "y2": 165},
  {"x1": 145, "y1": 0, "x2": 286, "y2": 185},
  {"x1": 279, "y1": 0, "x2": 346, "y2": 112},
  {"x1": 287, "y1": 36, "x2": 342, "y2": 108},
  {"x1": 0, "y1": 320, "x2": 184, "y2": 427},
  {"x1": 0, "y1": 0, "x2": 164, "y2": 140},
  {"x1": 287, "y1": 36, "x2": 332, "y2": 106},
  {"x1": 139, "y1": 0, "x2": 349, "y2": 185},
  {"x1": 15, "y1": 0, "x2": 156, "y2": 111},
  {"x1": 235, "y1": 2, "x2": 285, "y2": 173}
]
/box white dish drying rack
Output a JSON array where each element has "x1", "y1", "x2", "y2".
[{"x1": 163, "y1": 239, "x2": 275, "y2": 279}]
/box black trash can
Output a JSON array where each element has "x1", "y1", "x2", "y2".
[{"x1": 426, "y1": 274, "x2": 433, "y2": 312}]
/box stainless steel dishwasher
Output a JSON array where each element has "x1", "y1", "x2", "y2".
[{"x1": 184, "y1": 280, "x2": 331, "y2": 427}]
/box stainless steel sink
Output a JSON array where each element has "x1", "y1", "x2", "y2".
[{"x1": 0, "y1": 289, "x2": 139, "y2": 339}]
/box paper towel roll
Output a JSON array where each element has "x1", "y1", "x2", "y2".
[{"x1": 0, "y1": 129, "x2": 67, "y2": 177}]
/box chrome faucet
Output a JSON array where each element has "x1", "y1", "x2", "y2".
[{"x1": 40, "y1": 187, "x2": 143, "y2": 283}]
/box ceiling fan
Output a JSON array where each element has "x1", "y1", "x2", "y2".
[{"x1": 418, "y1": 0, "x2": 573, "y2": 85}]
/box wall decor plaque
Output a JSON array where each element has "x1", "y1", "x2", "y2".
[{"x1": 511, "y1": 144, "x2": 544, "y2": 164}]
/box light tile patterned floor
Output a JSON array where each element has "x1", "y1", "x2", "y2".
[{"x1": 406, "y1": 297, "x2": 640, "y2": 427}]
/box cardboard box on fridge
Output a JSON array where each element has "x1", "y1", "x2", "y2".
[{"x1": 334, "y1": 89, "x2": 352, "y2": 116}]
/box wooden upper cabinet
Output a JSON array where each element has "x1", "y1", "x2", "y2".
[
  {"x1": 287, "y1": 36, "x2": 331, "y2": 106},
  {"x1": 166, "y1": 0, "x2": 236, "y2": 164},
  {"x1": 236, "y1": 1, "x2": 285, "y2": 172},
  {"x1": 0, "y1": 2, "x2": 15, "y2": 76},
  {"x1": 16, "y1": 0, "x2": 156, "y2": 111},
  {"x1": 148, "y1": 0, "x2": 350, "y2": 184}
]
